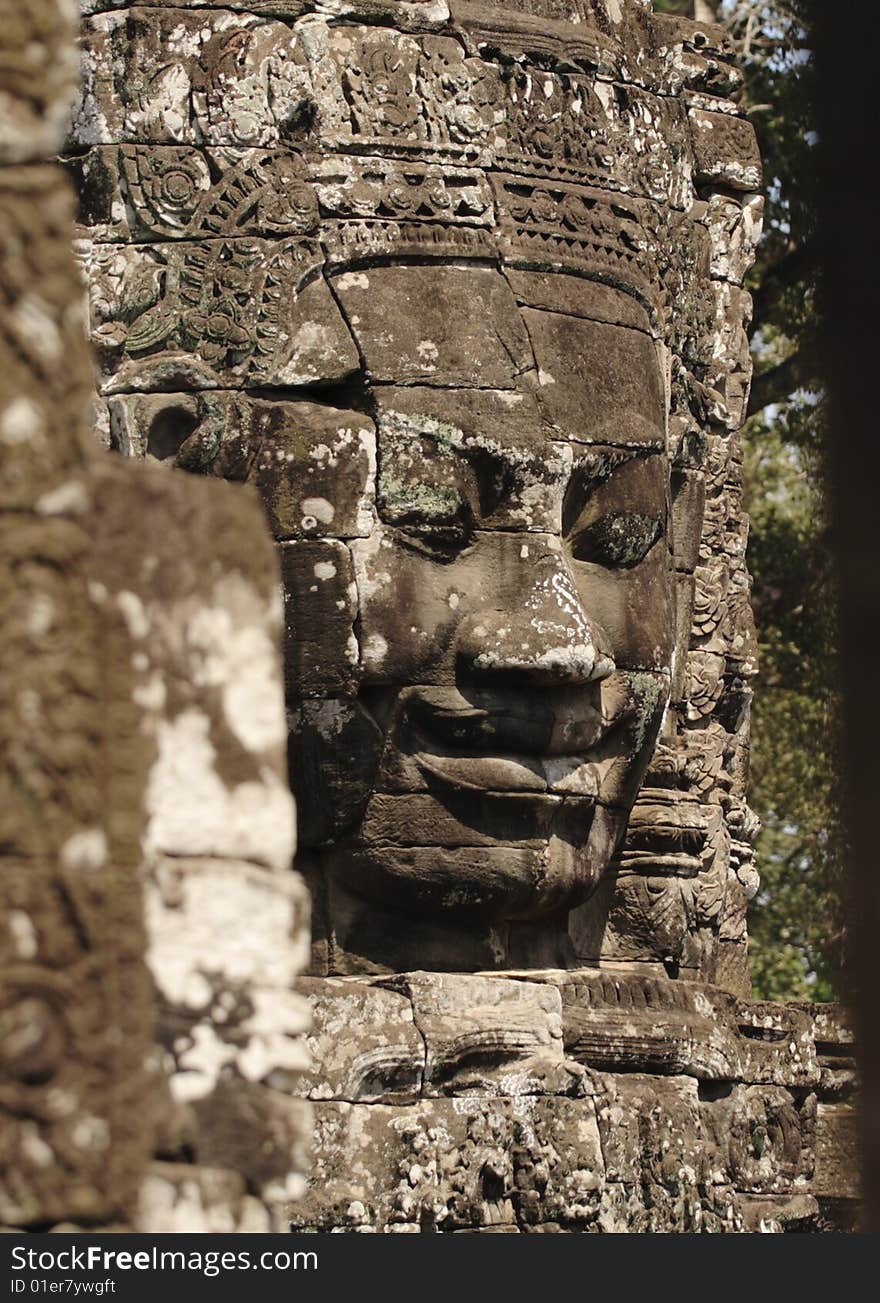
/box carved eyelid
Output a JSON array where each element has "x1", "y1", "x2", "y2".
[
  {"x1": 569, "y1": 444, "x2": 661, "y2": 484},
  {"x1": 569, "y1": 512, "x2": 664, "y2": 569},
  {"x1": 563, "y1": 450, "x2": 647, "y2": 535},
  {"x1": 379, "y1": 480, "x2": 472, "y2": 525}
]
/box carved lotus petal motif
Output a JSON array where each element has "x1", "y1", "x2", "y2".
[
  {"x1": 693, "y1": 560, "x2": 729, "y2": 638},
  {"x1": 684, "y1": 651, "x2": 726, "y2": 723}
]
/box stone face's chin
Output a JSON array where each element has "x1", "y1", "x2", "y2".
[
  {"x1": 322, "y1": 797, "x2": 630, "y2": 972},
  {"x1": 330, "y1": 801, "x2": 626, "y2": 917}
]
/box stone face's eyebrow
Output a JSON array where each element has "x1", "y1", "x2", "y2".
[
  {"x1": 377, "y1": 406, "x2": 567, "y2": 482},
  {"x1": 569, "y1": 446, "x2": 662, "y2": 485}
]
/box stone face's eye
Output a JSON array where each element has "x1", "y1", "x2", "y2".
[
  {"x1": 563, "y1": 448, "x2": 667, "y2": 570},
  {"x1": 570, "y1": 512, "x2": 663, "y2": 569},
  {"x1": 377, "y1": 422, "x2": 481, "y2": 558},
  {"x1": 379, "y1": 480, "x2": 475, "y2": 558}
]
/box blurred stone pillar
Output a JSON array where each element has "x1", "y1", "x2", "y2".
[
  {"x1": 0, "y1": 0, "x2": 153, "y2": 1228},
  {"x1": 99, "y1": 465, "x2": 312, "y2": 1233},
  {"x1": 0, "y1": 0, "x2": 310, "y2": 1231}
]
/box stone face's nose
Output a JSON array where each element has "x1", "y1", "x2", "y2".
[{"x1": 457, "y1": 545, "x2": 615, "y2": 687}]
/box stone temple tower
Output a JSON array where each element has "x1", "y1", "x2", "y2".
[{"x1": 59, "y1": 0, "x2": 857, "y2": 1231}]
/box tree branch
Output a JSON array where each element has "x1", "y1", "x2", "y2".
[
  {"x1": 752, "y1": 241, "x2": 817, "y2": 326},
  {"x1": 747, "y1": 344, "x2": 821, "y2": 415}
]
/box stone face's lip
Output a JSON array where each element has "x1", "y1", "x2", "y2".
[
  {"x1": 407, "y1": 688, "x2": 609, "y2": 756},
  {"x1": 407, "y1": 686, "x2": 628, "y2": 797},
  {"x1": 414, "y1": 748, "x2": 548, "y2": 793},
  {"x1": 414, "y1": 747, "x2": 599, "y2": 797}
]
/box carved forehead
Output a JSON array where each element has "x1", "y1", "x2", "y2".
[
  {"x1": 330, "y1": 263, "x2": 534, "y2": 389},
  {"x1": 334, "y1": 262, "x2": 665, "y2": 448}
]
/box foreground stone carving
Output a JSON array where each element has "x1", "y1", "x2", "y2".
[
  {"x1": 66, "y1": 0, "x2": 859, "y2": 1231},
  {"x1": 1, "y1": 0, "x2": 309, "y2": 1231},
  {"x1": 96, "y1": 470, "x2": 312, "y2": 1233},
  {"x1": 0, "y1": 0, "x2": 152, "y2": 1228}
]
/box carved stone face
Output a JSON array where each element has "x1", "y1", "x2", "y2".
[
  {"x1": 74, "y1": 0, "x2": 764, "y2": 975},
  {"x1": 285, "y1": 265, "x2": 674, "y2": 971},
  {"x1": 101, "y1": 260, "x2": 675, "y2": 972}
]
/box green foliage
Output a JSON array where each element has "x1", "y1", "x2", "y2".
[
  {"x1": 726, "y1": 1, "x2": 842, "y2": 1001},
  {"x1": 744, "y1": 403, "x2": 843, "y2": 1001}
]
